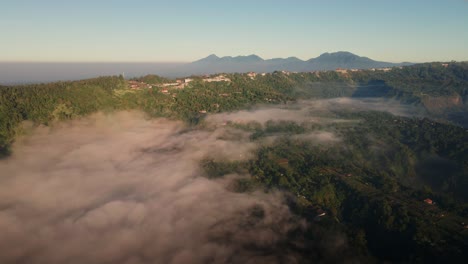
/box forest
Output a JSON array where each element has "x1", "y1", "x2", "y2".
[
  {"x1": 1, "y1": 62, "x2": 467, "y2": 262},
  {"x1": 203, "y1": 112, "x2": 468, "y2": 262},
  {"x1": 2, "y1": 61, "x2": 467, "y2": 157}
]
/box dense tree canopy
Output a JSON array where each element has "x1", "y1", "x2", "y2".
[{"x1": 1, "y1": 63, "x2": 467, "y2": 262}]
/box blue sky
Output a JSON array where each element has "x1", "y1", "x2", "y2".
[{"x1": 1, "y1": 0, "x2": 467, "y2": 62}]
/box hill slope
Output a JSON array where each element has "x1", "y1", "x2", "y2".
[{"x1": 306, "y1": 51, "x2": 410, "y2": 70}]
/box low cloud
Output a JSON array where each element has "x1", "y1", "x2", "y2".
[
  {"x1": 0, "y1": 98, "x2": 420, "y2": 263},
  {"x1": 206, "y1": 107, "x2": 310, "y2": 124},
  {"x1": 0, "y1": 111, "x2": 305, "y2": 264},
  {"x1": 207, "y1": 98, "x2": 424, "y2": 126},
  {"x1": 293, "y1": 131, "x2": 341, "y2": 143},
  {"x1": 318, "y1": 97, "x2": 425, "y2": 117}
]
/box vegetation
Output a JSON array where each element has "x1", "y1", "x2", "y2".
[
  {"x1": 0, "y1": 76, "x2": 125, "y2": 157},
  {"x1": 204, "y1": 112, "x2": 468, "y2": 263},
  {"x1": 1, "y1": 62, "x2": 468, "y2": 262},
  {"x1": 130, "y1": 74, "x2": 172, "y2": 84}
]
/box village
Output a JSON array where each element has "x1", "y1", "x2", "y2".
[
  {"x1": 128, "y1": 74, "x2": 232, "y2": 92},
  {"x1": 127, "y1": 66, "x2": 406, "y2": 92}
]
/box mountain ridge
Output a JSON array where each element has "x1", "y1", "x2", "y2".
[{"x1": 187, "y1": 51, "x2": 412, "y2": 74}]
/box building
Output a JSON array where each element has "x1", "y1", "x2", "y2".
[
  {"x1": 424, "y1": 198, "x2": 434, "y2": 205},
  {"x1": 161, "y1": 82, "x2": 179, "y2": 87},
  {"x1": 203, "y1": 75, "x2": 231, "y2": 82},
  {"x1": 316, "y1": 209, "x2": 326, "y2": 217},
  {"x1": 247, "y1": 72, "x2": 257, "y2": 79}
]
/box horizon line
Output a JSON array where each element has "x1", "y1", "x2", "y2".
[
  {"x1": 0, "y1": 60, "x2": 463, "y2": 64},
  {"x1": 0, "y1": 61, "x2": 191, "y2": 64}
]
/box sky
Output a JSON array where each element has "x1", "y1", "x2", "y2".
[{"x1": 1, "y1": 0, "x2": 467, "y2": 63}]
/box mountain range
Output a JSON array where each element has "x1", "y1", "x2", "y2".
[{"x1": 181, "y1": 51, "x2": 413, "y2": 75}]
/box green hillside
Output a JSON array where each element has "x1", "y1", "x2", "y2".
[{"x1": 1, "y1": 63, "x2": 468, "y2": 262}]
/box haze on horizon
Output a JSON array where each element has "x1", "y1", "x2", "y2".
[{"x1": 1, "y1": 0, "x2": 468, "y2": 63}]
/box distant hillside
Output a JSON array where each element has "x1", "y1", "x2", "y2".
[
  {"x1": 194, "y1": 54, "x2": 264, "y2": 64},
  {"x1": 182, "y1": 51, "x2": 412, "y2": 75},
  {"x1": 305, "y1": 51, "x2": 411, "y2": 70}
]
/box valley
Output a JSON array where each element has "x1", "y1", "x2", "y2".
[{"x1": 0, "y1": 62, "x2": 467, "y2": 263}]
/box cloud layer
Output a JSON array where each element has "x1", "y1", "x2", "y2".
[
  {"x1": 207, "y1": 98, "x2": 424, "y2": 125},
  {"x1": 0, "y1": 99, "x2": 421, "y2": 263},
  {"x1": 0, "y1": 111, "x2": 304, "y2": 264}
]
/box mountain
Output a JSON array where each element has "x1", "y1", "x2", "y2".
[
  {"x1": 183, "y1": 52, "x2": 412, "y2": 75},
  {"x1": 194, "y1": 54, "x2": 220, "y2": 63},
  {"x1": 305, "y1": 51, "x2": 408, "y2": 70},
  {"x1": 183, "y1": 54, "x2": 269, "y2": 75},
  {"x1": 267, "y1": 57, "x2": 302, "y2": 63},
  {"x1": 193, "y1": 54, "x2": 264, "y2": 64}
]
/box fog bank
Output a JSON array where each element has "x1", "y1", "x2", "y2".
[
  {"x1": 0, "y1": 98, "x2": 423, "y2": 263},
  {"x1": 207, "y1": 98, "x2": 424, "y2": 125},
  {"x1": 0, "y1": 112, "x2": 304, "y2": 264}
]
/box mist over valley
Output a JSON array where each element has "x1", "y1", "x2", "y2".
[{"x1": 1, "y1": 80, "x2": 467, "y2": 262}]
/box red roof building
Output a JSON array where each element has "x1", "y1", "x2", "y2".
[{"x1": 424, "y1": 198, "x2": 434, "y2": 205}]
